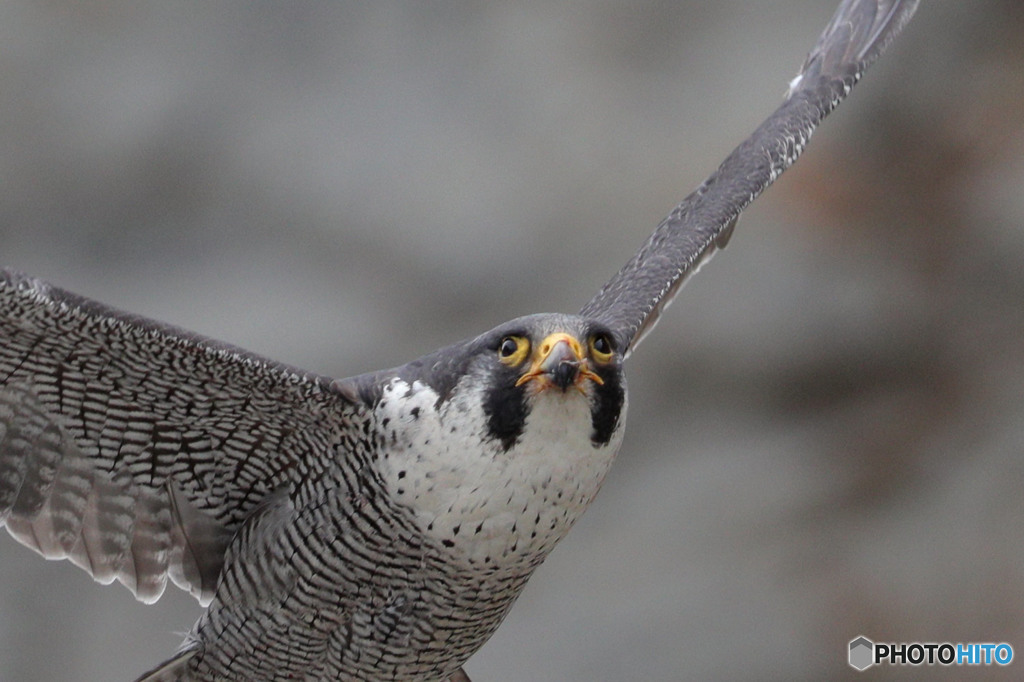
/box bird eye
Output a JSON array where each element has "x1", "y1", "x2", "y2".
[
  {"x1": 499, "y1": 338, "x2": 518, "y2": 357},
  {"x1": 589, "y1": 333, "x2": 614, "y2": 362},
  {"x1": 498, "y1": 336, "x2": 529, "y2": 365}
]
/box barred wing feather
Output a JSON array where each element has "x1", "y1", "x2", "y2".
[{"x1": 0, "y1": 270, "x2": 359, "y2": 605}]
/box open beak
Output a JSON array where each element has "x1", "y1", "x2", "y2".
[{"x1": 515, "y1": 332, "x2": 604, "y2": 392}]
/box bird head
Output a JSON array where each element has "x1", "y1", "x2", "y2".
[
  {"x1": 375, "y1": 313, "x2": 627, "y2": 453},
  {"x1": 464, "y1": 314, "x2": 626, "y2": 452}
]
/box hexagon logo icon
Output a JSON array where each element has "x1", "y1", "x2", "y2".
[{"x1": 849, "y1": 636, "x2": 874, "y2": 671}]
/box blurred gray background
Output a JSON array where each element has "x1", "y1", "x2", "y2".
[{"x1": 2, "y1": 1, "x2": 1023, "y2": 680}]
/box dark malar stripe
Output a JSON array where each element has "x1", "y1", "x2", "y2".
[
  {"x1": 590, "y1": 369, "x2": 624, "y2": 446},
  {"x1": 481, "y1": 366, "x2": 528, "y2": 451}
]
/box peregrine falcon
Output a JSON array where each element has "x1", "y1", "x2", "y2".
[{"x1": 0, "y1": 1, "x2": 917, "y2": 680}]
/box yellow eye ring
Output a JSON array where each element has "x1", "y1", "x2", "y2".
[
  {"x1": 498, "y1": 335, "x2": 530, "y2": 366},
  {"x1": 588, "y1": 333, "x2": 614, "y2": 363}
]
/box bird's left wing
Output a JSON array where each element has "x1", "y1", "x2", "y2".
[
  {"x1": 0, "y1": 270, "x2": 361, "y2": 605},
  {"x1": 580, "y1": 0, "x2": 919, "y2": 356}
]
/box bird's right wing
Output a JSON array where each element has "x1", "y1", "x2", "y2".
[
  {"x1": 580, "y1": 0, "x2": 918, "y2": 356},
  {"x1": 0, "y1": 270, "x2": 362, "y2": 605}
]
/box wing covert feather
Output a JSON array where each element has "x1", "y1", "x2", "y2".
[
  {"x1": 580, "y1": 0, "x2": 918, "y2": 355},
  {"x1": 0, "y1": 270, "x2": 361, "y2": 604}
]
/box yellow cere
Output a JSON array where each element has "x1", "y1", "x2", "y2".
[{"x1": 537, "y1": 333, "x2": 583, "y2": 362}]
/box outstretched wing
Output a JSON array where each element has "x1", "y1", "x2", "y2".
[
  {"x1": 580, "y1": 0, "x2": 918, "y2": 355},
  {"x1": 0, "y1": 270, "x2": 361, "y2": 605}
]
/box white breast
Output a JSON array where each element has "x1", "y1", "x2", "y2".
[{"x1": 374, "y1": 377, "x2": 625, "y2": 569}]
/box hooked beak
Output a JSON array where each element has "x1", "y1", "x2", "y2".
[{"x1": 515, "y1": 333, "x2": 604, "y2": 392}]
